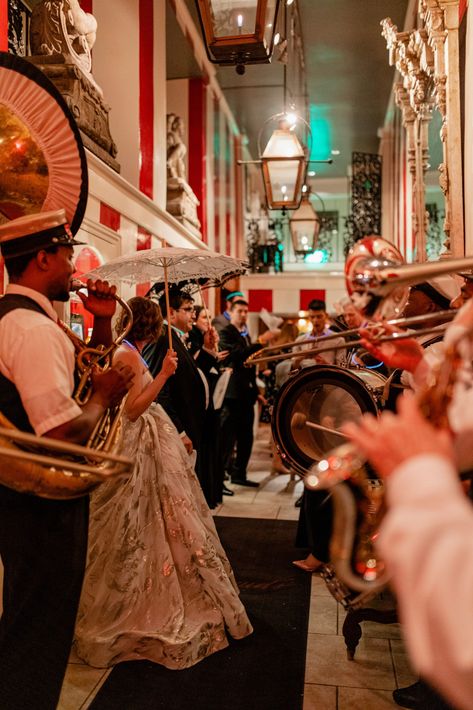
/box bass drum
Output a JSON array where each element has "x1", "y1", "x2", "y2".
[{"x1": 272, "y1": 365, "x2": 387, "y2": 475}]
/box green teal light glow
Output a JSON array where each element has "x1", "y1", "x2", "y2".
[
  {"x1": 305, "y1": 249, "x2": 328, "y2": 264},
  {"x1": 309, "y1": 105, "x2": 331, "y2": 161}
]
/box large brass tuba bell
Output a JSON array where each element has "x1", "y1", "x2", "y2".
[{"x1": 0, "y1": 53, "x2": 135, "y2": 498}]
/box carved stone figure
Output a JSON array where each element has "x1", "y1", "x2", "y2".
[
  {"x1": 165, "y1": 113, "x2": 201, "y2": 236},
  {"x1": 30, "y1": 0, "x2": 97, "y2": 79},
  {"x1": 167, "y1": 114, "x2": 187, "y2": 180},
  {"x1": 29, "y1": 1, "x2": 119, "y2": 171}
]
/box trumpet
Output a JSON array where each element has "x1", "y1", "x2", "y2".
[
  {"x1": 0, "y1": 283, "x2": 135, "y2": 499},
  {"x1": 245, "y1": 310, "x2": 455, "y2": 367},
  {"x1": 300, "y1": 235, "x2": 473, "y2": 593}
]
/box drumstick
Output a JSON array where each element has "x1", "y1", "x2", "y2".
[{"x1": 291, "y1": 412, "x2": 348, "y2": 439}]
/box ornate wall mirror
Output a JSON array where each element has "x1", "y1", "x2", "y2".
[{"x1": 425, "y1": 108, "x2": 445, "y2": 260}]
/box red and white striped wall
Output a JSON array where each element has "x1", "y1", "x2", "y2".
[{"x1": 240, "y1": 272, "x2": 347, "y2": 316}]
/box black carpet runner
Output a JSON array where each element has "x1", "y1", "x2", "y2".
[{"x1": 90, "y1": 517, "x2": 311, "y2": 710}]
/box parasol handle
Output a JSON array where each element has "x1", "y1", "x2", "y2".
[
  {"x1": 198, "y1": 284, "x2": 211, "y2": 329},
  {"x1": 163, "y1": 261, "x2": 173, "y2": 350}
]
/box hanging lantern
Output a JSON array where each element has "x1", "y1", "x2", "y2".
[
  {"x1": 289, "y1": 191, "x2": 320, "y2": 256},
  {"x1": 261, "y1": 118, "x2": 307, "y2": 209},
  {"x1": 195, "y1": 0, "x2": 281, "y2": 74}
]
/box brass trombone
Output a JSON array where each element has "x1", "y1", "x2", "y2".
[
  {"x1": 300, "y1": 236, "x2": 473, "y2": 593},
  {"x1": 245, "y1": 310, "x2": 455, "y2": 367}
]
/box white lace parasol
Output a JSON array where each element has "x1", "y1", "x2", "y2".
[{"x1": 83, "y1": 247, "x2": 248, "y2": 288}]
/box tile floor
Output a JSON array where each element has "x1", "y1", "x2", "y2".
[{"x1": 0, "y1": 425, "x2": 416, "y2": 709}]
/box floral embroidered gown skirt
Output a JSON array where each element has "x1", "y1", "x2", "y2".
[{"x1": 75, "y1": 403, "x2": 253, "y2": 669}]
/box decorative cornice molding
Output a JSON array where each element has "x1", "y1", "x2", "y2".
[{"x1": 381, "y1": 0, "x2": 463, "y2": 258}]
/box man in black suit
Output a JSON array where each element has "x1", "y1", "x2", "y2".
[
  {"x1": 212, "y1": 289, "x2": 245, "y2": 335},
  {"x1": 219, "y1": 299, "x2": 277, "y2": 488},
  {"x1": 143, "y1": 288, "x2": 219, "y2": 482}
]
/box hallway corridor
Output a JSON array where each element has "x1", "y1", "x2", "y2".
[{"x1": 54, "y1": 425, "x2": 416, "y2": 710}]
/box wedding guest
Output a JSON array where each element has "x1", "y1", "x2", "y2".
[
  {"x1": 219, "y1": 299, "x2": 278, "y2": 487},
  {"x1": 143, "y1": 288, "x2": 219, "y2": 489},
  {"x1": 188, "y1": 304, "x2": 231, "y2": 505},
  {"x1": 75, "y1": 297, "x2": 253, "y2": 669},
  {"x1": 212, "y1": 289, "x2": 245, "y2": 335}
]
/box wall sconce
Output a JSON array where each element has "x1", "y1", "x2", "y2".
[{"x1": 195, "y1": 0, "x2": 282, "y2": 74}]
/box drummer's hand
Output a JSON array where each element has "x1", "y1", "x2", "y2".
[
  {"x1": 360, "y1": 323, "x2": 424, "y2": 373},
  {"x1": 259, "y1": 329, "x2": 281, "y2": 345},
  {"x1": 342, "y1": 393, "x2": 454, "y2": 479},
  {"x1": 78, "y1": 279, "x2": 117, "y2": 319}
]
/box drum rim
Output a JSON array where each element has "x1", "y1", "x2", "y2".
[{"x1": 273, "y1": 364, "x2": 382, "y2": 474}]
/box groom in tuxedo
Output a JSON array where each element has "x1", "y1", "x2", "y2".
[{"x1": 143, "y1": 288, "x2": 219, "y2": 482}]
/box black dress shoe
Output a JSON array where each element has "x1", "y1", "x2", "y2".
[
  {"x1": 222, "y1": 484, "x2": 234, "y2": 496},
  {"x1": 231, "y1": 478, "x2": 259, "y2": 488},
  {"x1": 393, "y1": 680, "x2": 453, "y2": 709},
  {"x1": 393, "y1": 682, "x2": 423, "y2": 709},
  {"x1": 294, "y1": 495, "x2": 303, "y2": 508}
]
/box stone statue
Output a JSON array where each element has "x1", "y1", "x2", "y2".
[
  {"x1": 30, "y1": 0, "x2": 97, "y2": 78},
  {"x1": 165, "y1": 112, "x2": 201, "y2": 236},
  {"x1": 29, "y1": 1, "x2": 119, "y2": 171},
  {"x1": 166, "y1": 114, "x2": 187, "y2": 180}
]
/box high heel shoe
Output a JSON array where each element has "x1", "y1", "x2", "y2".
[{"x1": 292, "y1": 559, "x2": 323, "y2": 573}]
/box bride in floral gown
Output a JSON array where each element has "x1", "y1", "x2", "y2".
[{"x1": 75, "y1": 297, "x2": 253, "y2": 669}]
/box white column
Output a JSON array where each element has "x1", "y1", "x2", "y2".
[{"x1": 92, "y1": 0, "x2": 140, "y2": 187}]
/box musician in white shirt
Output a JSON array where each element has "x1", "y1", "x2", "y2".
[{"x1": 343, "y1": 298, "x2": 473, "y2": 710}]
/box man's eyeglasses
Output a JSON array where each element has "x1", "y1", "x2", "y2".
[{"x1": 176, "y1": 307, "x2": 194, "y2": 312}]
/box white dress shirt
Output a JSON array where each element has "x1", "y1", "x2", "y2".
[
  {"x1": 294, "y1": 328, "x2": 346, "y2": 367},
  {"x1": 378, "y1": 455, "x2": 473, "y2": 710},
  {"x1": 0, "y1": 285, "x2": 81, "y2": 435}
]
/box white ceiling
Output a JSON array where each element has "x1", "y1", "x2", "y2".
[{"x1": 171, "y1": 2, "x2": 409, "y2": 181}]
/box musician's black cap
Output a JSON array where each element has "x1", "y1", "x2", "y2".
[{"x1": 0, "y1": 209, "x2": 85, "y2": 260}]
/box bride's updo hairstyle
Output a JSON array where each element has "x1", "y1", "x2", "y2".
[{"x1": 115, "y1": 296, "x2": 163, "y2": 343}]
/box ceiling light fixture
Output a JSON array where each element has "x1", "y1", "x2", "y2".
[
  {"x1": 258, "y1": 112, "x2": 311, "y2": 209},
  {"x1": 194, "y1": 1, "x2": 283, "y2": 75},
  {"x1": 289, "y1": 188, "x2": 323, "y2": 258}
]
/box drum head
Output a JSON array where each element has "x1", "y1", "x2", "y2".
[{"x1": 272, "y1": 365, "x2": 385, "y2": 474}]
